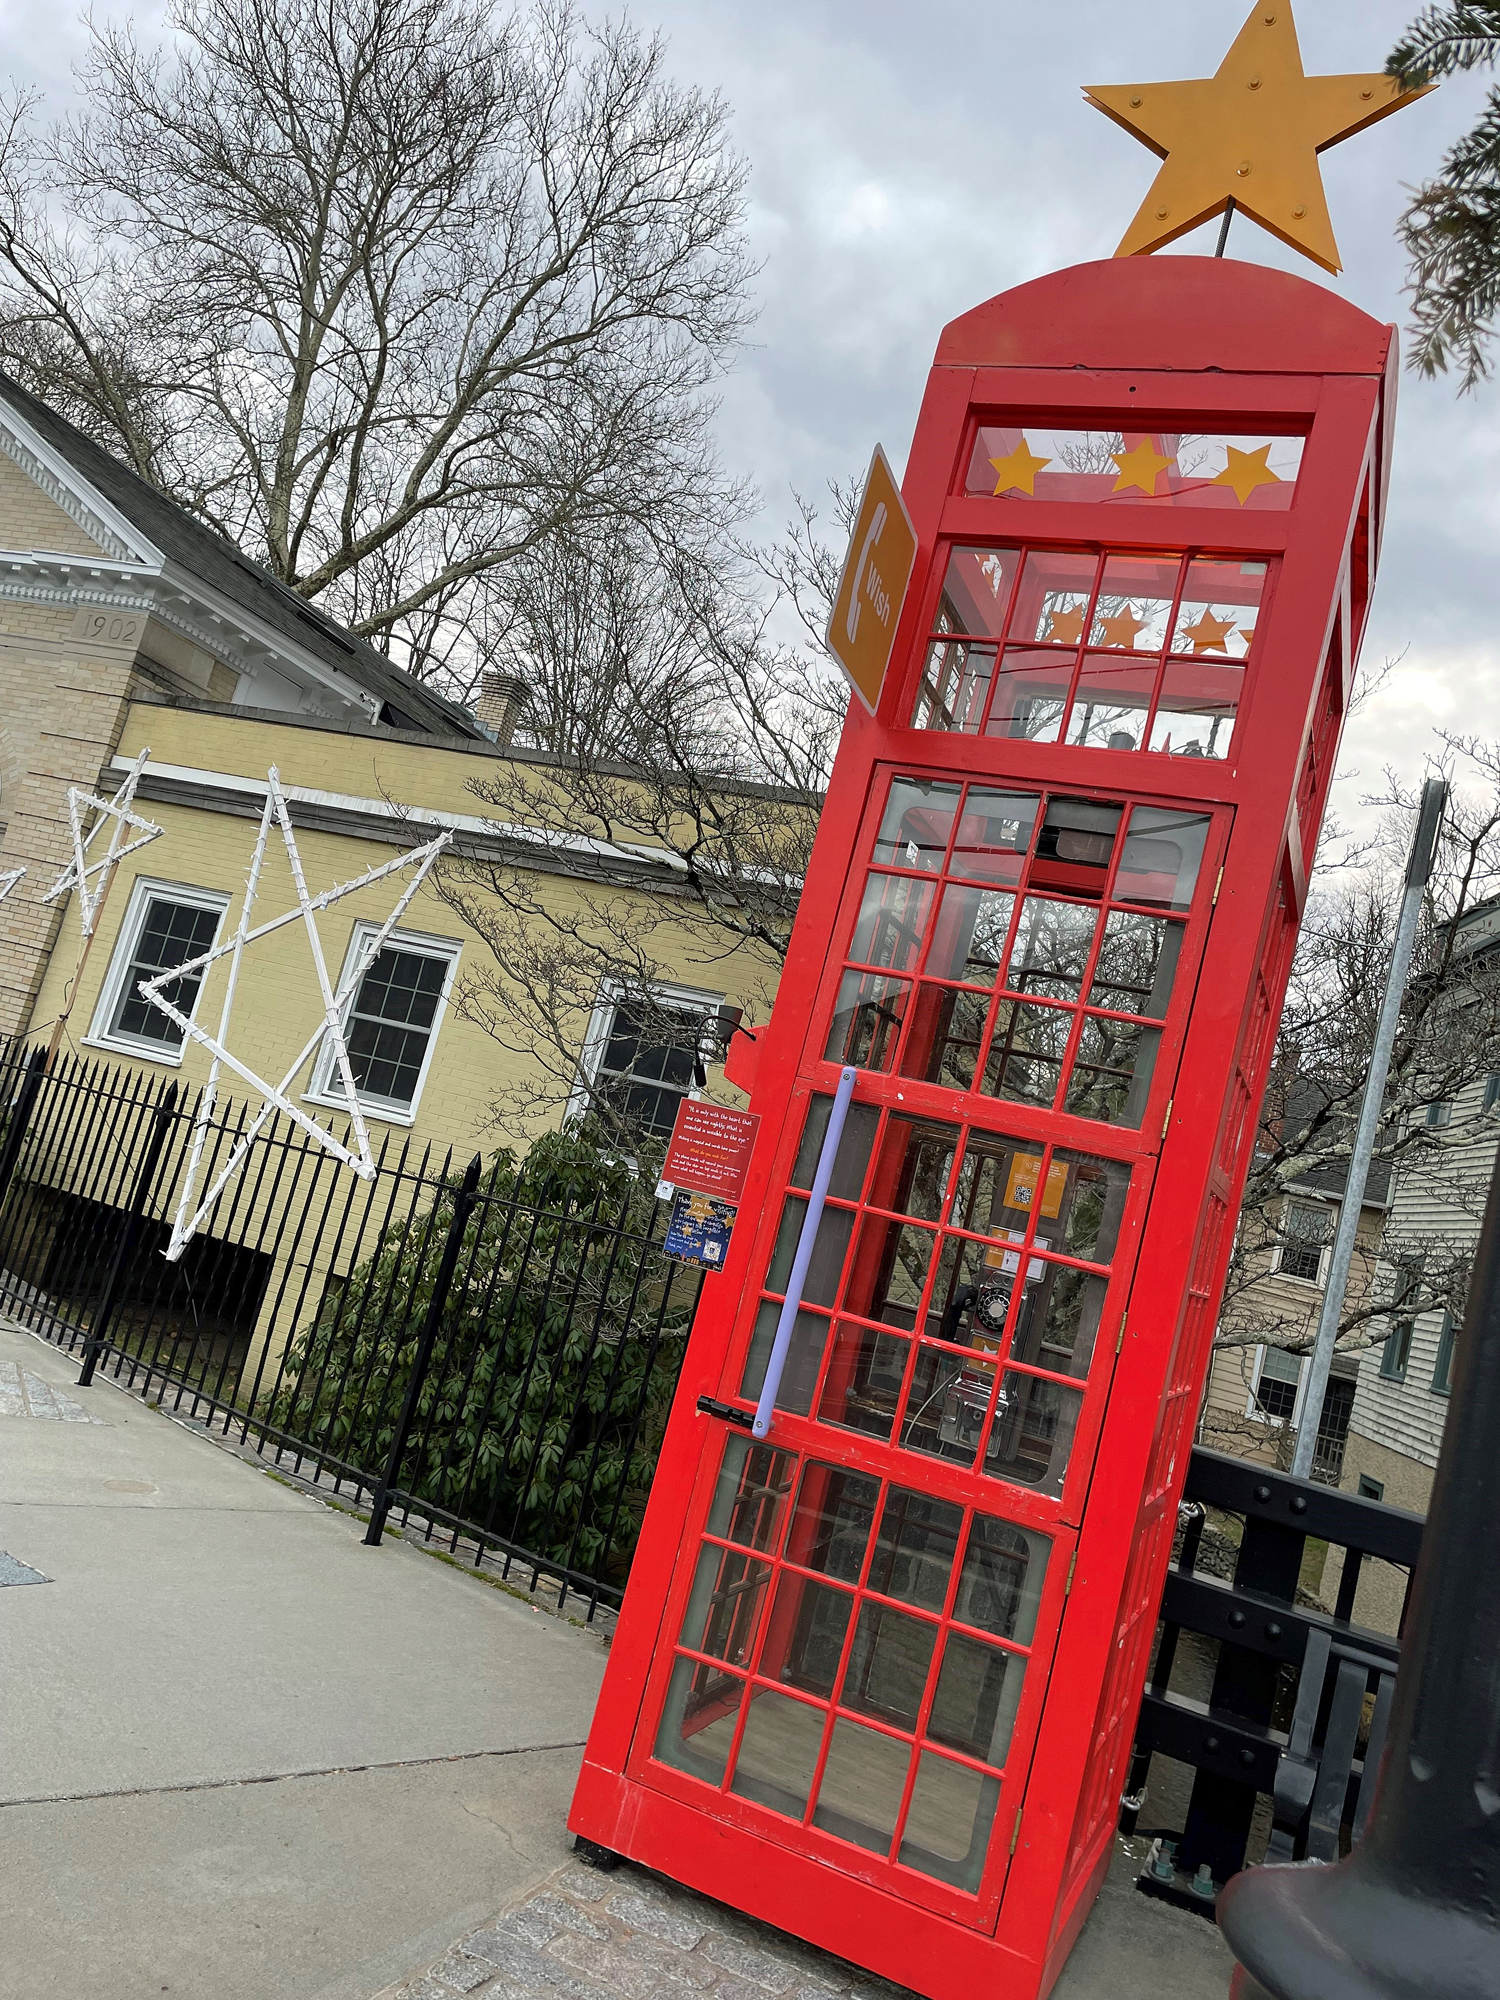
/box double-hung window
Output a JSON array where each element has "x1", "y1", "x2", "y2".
[
  {"x1": 1379, "y1": 1254, "x2": 1424, "y2": 1381},
  {"x1": 308, "y1": 923, "x2": 460, "y2": 1121},
  {"x1": 1251, "y1": 1345, "x2": 1303, "y2": 1424},
  {"x1": 576, "y1": 983, "x2": 726, "y2": 1141},
  {"x1": 1277, "y1": 1199, "x2": 1330, "y2": 1285},
  {"x1": 89, "y1": 878, "x2": 229, "y2": 1060}
]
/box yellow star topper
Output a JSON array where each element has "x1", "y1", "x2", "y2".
[
  {"x1": 1084, "y1": 4, "x2": 1434, "y2": 275},
  {"x1": 989, "y1": 437, "x2": 1052, "y2": 496}
]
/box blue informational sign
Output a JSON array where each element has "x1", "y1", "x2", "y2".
[{"x1": 663, "y1": 1188, "x2": 736, "y2": 1270}]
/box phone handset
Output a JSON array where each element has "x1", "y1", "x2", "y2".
[{"x1": 845, "y1": 501, "x2": 888, "y2": 645}]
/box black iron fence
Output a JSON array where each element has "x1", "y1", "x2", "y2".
[{"x1": 0, "y1": 1036, "x2": 704, "y2": 1616}]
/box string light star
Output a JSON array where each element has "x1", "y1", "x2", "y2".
[
  {"x1": 1096, "y1": 605, "x2": 1150, "y2": 649},
  {"x1": 989, "y1": 438, "x2": 1052, "y2": 497},
  {"x1": 1084, "y1": 4, "x2": 1433, "y2": 275},
  {"x1": 1045, "y1": 605, "x2": 1087, "y2": 646},
  {"x1": 1214, "y1": 443, "x2": 1283, "y2": 505},
  {"x1": 1180, "y1": 609, "x2": 1240, "y2": 654},
  {"x1": 41, "y1": 747, "x2": 162, "y2": 937},
  {"x1": 0, "y1": 868, "x2": 24, "y2": 905},
  {"x1": 1111, "y1": 439, "x2": 1174, "y2": 497},
  {"x1": 139, "y1": 769, "x2": 452, "y2": 1260}
]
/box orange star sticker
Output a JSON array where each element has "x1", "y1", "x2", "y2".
[
  {"x1": 1096, "y1": 605, "x2": 1150, "y2": 649},
  {"x1": 1213, "y1": 443, "x2": 1283, "y2": 505},
  {"x1": 989, "y1": 437, "x2": 1052, "y2": 496},
  {"x1": 1046, "y1": 605, "x2": 1087, "y2": 646},
  {"x1": 1084, "y1": 4, "x2": 1433, "y2": 275},
  {"x1": 1111, "y1": 439, "x2": 1174, "y2": 496},
  {"x1": 1180, "y1": 609, "x2": 1239, "y2": 654}
]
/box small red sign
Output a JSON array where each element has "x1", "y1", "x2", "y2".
[{"x1": 662, "y1": 1098, "x2": 761, "y2": 1203}]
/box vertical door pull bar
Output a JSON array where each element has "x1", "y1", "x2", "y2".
[{"x1": 752, "y1": 1064, "x2": 858, "y2": 1440}]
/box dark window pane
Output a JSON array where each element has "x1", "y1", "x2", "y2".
[
  {"x1": 111, "y1": 897, "x2": 222, "y2": 1046},
  {"x1": 868, "y1": 1487, "x2": 963, "y2": 1611}
]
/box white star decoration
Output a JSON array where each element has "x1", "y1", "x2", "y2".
[
  {"x1": 0, "y1": 867, "x2": 24, "y2": 905},
  {"x1": 139, "y1": 768, "x2": 451, "y2": 1261},
  {"x1": 41, "y1": 747, "x2": 163, "y2": 936}
]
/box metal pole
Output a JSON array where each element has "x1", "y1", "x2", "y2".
[
  {"x1": 78, "y1": 1082, "x2": 179, "y2": 1388},
  {"x1": 753, "y1": 1065, "x2": 857, "y2": 1440},
  {"x1": 1215, "y1": 198, "x2": 1236, "y2": 257},
  {"x1": 1219, "y1": 1144, "x2": 1500, "y2": 2000},
  {"x1": 363, "y1": 1152, "x2": 483, "y2": 1546},
  {"x1": 1290, "y1": 778, "x2": 1447, "y2": 1480}
]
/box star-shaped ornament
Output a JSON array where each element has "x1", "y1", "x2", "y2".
[
  {"x1": 1111, "y1": 440, "x2": 1174, "y2": 497},
  {"x1": 1084, "y1": 4, "x2": 1433, "y2": 275},
  {"x1": 0, "y1": 867, "x2": 24, "y2": 906},
  {"x1": 138, "y1": 769, "x2": 452, "y2": 1260},
  {"x1": 989, "y1": 438, "x2": 1052, "y2": 497},
  {"x1": 1179, "y1": 609, "x2": 1240, "y2": 654},
  {"x1": 1214, "y1": 443, "x2": 1284, "y2": 505},
  {"x1": 1096, "y1": 605, "x2": 1150, "y2": 649},
  {"x1": 41, "y1": 748, "x2": 163, "y2": 937},
  {"x1": 1045, "y1": 605, "x2": 1087, "y2": 646}
]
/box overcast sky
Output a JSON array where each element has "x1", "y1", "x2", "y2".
[{"x1": 3, "y1": 0, "x2": 1495, "y2": 841}]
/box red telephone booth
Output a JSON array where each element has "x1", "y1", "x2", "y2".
[{"x1": 570, "y1": 256, "x2": 1395, "y2": 2000}]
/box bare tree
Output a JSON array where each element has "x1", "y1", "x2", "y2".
[{"x1": 0, "y1": 0, "x2": 754, "y2": 690}]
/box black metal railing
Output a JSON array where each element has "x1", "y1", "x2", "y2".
[
  {"x1": 1120, "y1": 1446, "x2": 1424, "y2": 1910},
  {"x1": 0, "y1": 1036, "x2": 704, "y2": 1616}
]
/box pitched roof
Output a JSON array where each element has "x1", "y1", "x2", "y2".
[{"x1": 0, "y1": 370, "x2": 485, "y2": 743}]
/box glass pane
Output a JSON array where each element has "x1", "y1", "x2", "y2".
[
  {"x1": 964, "y1": 428, "x2": 1301, "y2": 510},
  {"x1": 927, "y1": 884, "x2": 1015, "y2": 984},
  {"x1": 981, "y1": 1002, "x2": 1071, "y2": 1108},
  {"x1": 787, "y1": 1462, "x2": 880, "y2": 1583},
  {"x1": 654, "y1": 1654, "x2": 742, "y2": 1785},
  {"x1": 765, "y1": 1198, "x2": 854, "y2": 1307},
  {"x1": 843, "y1": 1601, "x2": 938, "y2": 1731},
  {"x1": 1011, "y1": 1261, "x2": 1109, "y2": 1379},
  {"x1": 899, "y1": 1751, "x2": 1001, "y2": 1892},
  {"x1": 1050, "y1": 1149, "x2": 1131, "y2": 1263},
  {"x1": 1031, "y1": 797, "x2": 1122, "y2": 899},
  {"x1": 791, "y1": 1097, "x2": 880, "y2": 1198},
  {"x1": 825, "y1": 971, "x2": 910, "y2": 1072},
  {"x1": 763, "y1": 1571, "x2": 854, "y2": 1698},
  {"x1": 812, "y1": 1716, "x2": 914, "y2": 1857},
  {"x1": 929, "y1": 1632, "x2": 1025, "y2": 1767},
  {"x1": 868, "y1": 1487, "x2": 963, "y2": 1612},
  {"x1": 731, "y1": 1686, "x2": 824, "y2": 1819},
  {"x1": 898, "y1": 985, "x2": 992, "y2": 1092},
  {"x1": 933, "y1": 546, "x2": 1019, "y2": 638},
  {"x1": 985, "y1": 649, "x2": 1070, "y2": 744},
  {"x1": 1089, "y1": 911, "x2": 1182, "y2": 1018},
  {"x1": 986, "y1": 1374, "x2": 1083, "y2": 1497},
  {"x1": 1116, "y1": 808, "x2": 1210, "y2": 911},
  {"x1": 950, "y1": 789, "x2": 1040, "y2": 885},
  {"x1": 901, "y1": 1343, "x2": 997, "y2": 1469},
  {"x1": 843, "y1": 1216, "x2": 937, "y2": 1329},
  {"x1": 1170, "y1": 557, "x2": 1265, "y2": 658},
  {"x1": 864, "y1": 1115, "x2": 962, "y2": 1223},
  {"x1": 950, "y1": 1133, "x2": 1056, "y2": 1241},
  {"x1": 1089, "y1": 553, "x2": 1178, "y2": 653},
  {"x1": 955, "y1": 1514, "x2": 1051, "y2": 1644},
  {"x1": 1148, "y1": 657, "x2": 1239, "y2": 760},
  {"x1": 679, "y1": 1543, "x2": 773, "y2": 1666},
  {"x1": 704, "y1": 1435, "x2": 797, "y2": 1549},
  {"x1": 1005, "y1": 897, "x2": 1098, "y2": 1002},
  {"x1": 1011, "y1": 548, "x2": 1097, "y2": 645},
  {"x1": 818, "y1": 1321, "x2": 910, "y2": 1441},
  {"x1": 741, "y1": 1301, "x2": 830, "y2": 1415},
  {"x1": 913, "y1": 640, "x2": 993, "y2": 734},
  {"x1": 1065, "y1": 652, "x2": 1155, "y2": 753},
  {"x1": 873, "y1": 779, "x2": 960, "y2": 870},
  {"x1": 849, "y1": 873, "x2": 935, "y2": 973},
  {"x1": 929, "y1": 1231, "x2": 1018, "y2": 1347},
  {"x1": 1065, "y1": 1015, "x2": 1161, "y2": 1127}
]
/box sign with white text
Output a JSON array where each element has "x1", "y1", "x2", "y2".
[{"x1": 825, "y1": 444, "x2": 919, "y2": 715}]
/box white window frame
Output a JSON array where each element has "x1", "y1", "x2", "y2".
[
  {"x1": 1245, "y1": 1342, "x2": 1308, "y2": 1429},
  {"x1": 304, "y1": 920, "x2": 461, "y2": 1127},
  {"x1": 84, "y1": 875, "x2": 231, "y2": 1066},
  {"x1": 1273, "y1": 1195, "x2": 1336, "y2": 1288},
  {"x1": 569, "y1": 977, "x2": 726, "y2": 1134}
]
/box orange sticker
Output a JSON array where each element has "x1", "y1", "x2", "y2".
[{"x1": 1003, "y1": 1153, "x2": 1069, "y2": 1219}]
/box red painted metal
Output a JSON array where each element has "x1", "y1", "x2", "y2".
[{"x1": 569, "y1": 257, "x2": 1394, "y2": 2000}]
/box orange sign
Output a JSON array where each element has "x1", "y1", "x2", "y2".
[
  {"x1": 826, "y1": 444, "x2": 919, "y2": 715},
  {"x1": 1003, "y1": 1153, "x2": 1069, "y2": 1220}
]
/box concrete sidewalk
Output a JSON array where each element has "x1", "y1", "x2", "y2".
[{"x1": 0, "y1": 1316, "x2": 1233, "y2": 1999}]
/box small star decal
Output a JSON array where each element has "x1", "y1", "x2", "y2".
[
  {"x1": 1213, "y1": 443, "x2": 1284, "y2": 506},
  {"x1": 1179, "y1": 609, "x2": 1239, "y2": 654},
  {"x1": 989, "y1": 437, "x2": 1052, "y2": 497},
  {"x1": 1045, "y1": 604, "x2": 1087, "y2": 646},
  {"x1": 1095, "y1": 605, "x2": 1150, "y2": 649},
  {"x1": 1111, "y1": 439, "x2": 1174, "y2": 497}
]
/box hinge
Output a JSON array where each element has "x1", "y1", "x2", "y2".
[
  {"x1": 1065, "y1": 1551, "x2": 1078, "y2": 1596},
  {"x1": 1116, "y1": 1310, "x2": 1128, "y2": 1355},
  {"x1": 1161, "y1": 1096, "x2": 1174, "y2": 1140},
  {"x1": 1212, "y1": 865, "x2": 1224, "y2": 906},
  {"x1": 1009, "y1": 1807, "x2": 1023, "y2": 1856}
]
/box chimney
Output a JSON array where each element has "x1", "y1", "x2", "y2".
[{"x1": 475, "y1": 670, "x2": 528, "y2": 749}]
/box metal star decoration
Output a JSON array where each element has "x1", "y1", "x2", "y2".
[
  {"x1": 41, "y1": 747, "x2": 163, "y2": 937},
  {"x1": 1085, "y1": 4, "x2": 1433, "y2": 274},
  {"x1": 138, "y1": 768, "x2": 451, "y2": 1260}
]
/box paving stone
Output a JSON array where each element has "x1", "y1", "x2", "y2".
[
  {"x1": 431, "y1": 1951, "x2": 503, "y2": 1994},
  {"x1": 397, "y1": 1981, "x2": 464, "y2": 2000},
  {"x1": 606, "y1": 1892, "x2": 707, "y2": 1951},
  {"x1": 700, "y1": 1937, "x2": 798, "y2": 1993},
  {"x1": 464, "y1": 1928, "x2": 604, "y2": 1998},
  {"x1": 526, "y1": 1894, "x2": 612, "y2": 1941},
  {"x1": 501, "y1": 1908, "x2": 569, "y2": 1950},
  {"x1": 557, "y1": 1866, "x2": 616, "y2": 1904},
  {"x1": 547, "y1": 1935, "x2": 670, "y2": 2000},
  {"x1": 627, "y1": 1935, "x2": 719, "y2": 1988}
]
